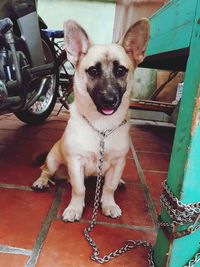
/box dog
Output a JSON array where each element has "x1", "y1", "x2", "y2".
[{"x1": 32, "y1": 19, "x2": 150, "y2": 222}]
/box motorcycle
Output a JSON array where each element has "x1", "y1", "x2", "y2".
[{"x1": 0, "y1": 0, "x2": 71, "y2": 124}]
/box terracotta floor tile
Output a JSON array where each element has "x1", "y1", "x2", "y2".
[
  {"x1": 137, "y1": 152, "x2": 170, "y2": 172},
  {"x1": 144, "y1": 171, "x2": 167, "y2": 214},
  {"x1": 0, "y1": 151, "x2": 48, "y2": 185},
  {"x1": 132, "y1": 137, "x2": 172, "y2": 153},
  {"x1": 36, "y1": 221, "x2": 156, "y2": 267},
  {"x1": 0, "y1": 118, "x2": 25, "y2": 130},
  {"x1": 40, "y1": 118, "x2": 68, "y2": 129},
  {"x1": 9, "y1": 140, "x2": 54, "y2": 156},
  {"x1": 49, "y1": 115, "x2": 69, "y2": 122},
  {"x1": 0, "y1": 253, "x2": 28, "y2": 267},
  {"x1": 0, "y1": 127, "x2": 41, "y2": 145},
  {"x1": 58, "y1": 179, "x2": 154, "y2": 227},
  {"x1": 0, "y1": 144, "x2": 8, "y2": 154},
  {"x1": 0, "y1": 188, "x2": 54, "y2": 249},
  {"x1": 33, "y1": 128, "x2": 63, "y2": 142},
  {"x1": 122, "y1": 158, "x2": 140, "y2": 183},
  {"x1": 130, "y1": 126, "x2": 160, "y2": 141},
  {"x1": 131, "y1": 125, "x2": 175, "y2": 143},
  {"x1": 0, "y1": 129, "x2": 19, "y2": 145},
  {"x1": 131, "y1": 126, "x2": 174, "y2": 155},
  {"x1": 0, "y1": 161, "x2": 39, "y2": 186}
]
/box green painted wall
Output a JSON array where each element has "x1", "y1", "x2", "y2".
[{"x1": 38, "y1": 0, "x2": 116, "y2": 44}]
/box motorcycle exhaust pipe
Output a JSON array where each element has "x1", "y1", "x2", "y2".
[
  {"x1": 24, "y1": 77, "x2": 47, "y2": 109},
  {"x1": 29, "y1": 62, "x2": 56, "y2": 77}
]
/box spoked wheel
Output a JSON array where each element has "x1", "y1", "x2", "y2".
[
  {"x1": 57, "y1": 51, "x2": 74, "y2": 110},
  {"x1": 14, "y1": 34, "x2": 59, "y2": 124}
]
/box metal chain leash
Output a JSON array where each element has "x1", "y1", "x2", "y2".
[
  {"x1": 159, "y1": 181, "x2": 200, "y2": 232},
  {"x1": 82, "y1": 115, "x2": 155, "y2": 265},
  {"x1": 184, "y1": 251, "x2": 200, "y2": 267},
  {"x1": 82, "y1": 115, "x2": 200, "y2": 266},
  {"x1": 159, "y1": 181, "x2": 200, "y2": 267}
]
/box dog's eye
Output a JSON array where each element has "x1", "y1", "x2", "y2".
[
  {"x1": 115, "y1": 66, "x2": 128, "y2": 78},
  {"x1": 86, "y1": 66, "x2": 100, "y2": 78}
]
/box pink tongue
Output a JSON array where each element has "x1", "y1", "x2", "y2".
[{"x1": 102, "y1": 109, "x2": 114, "y2": 115}]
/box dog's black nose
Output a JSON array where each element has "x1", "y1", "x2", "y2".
[{"x1": 100, "y1": 93, "x2": 118, "y2": 107}]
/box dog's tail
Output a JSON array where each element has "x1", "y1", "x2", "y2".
[{"x1": 31, "y1": 152, "x2": 48, "y2": 167}]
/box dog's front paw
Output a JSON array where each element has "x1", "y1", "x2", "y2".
[
  {"x1": 32, "y1": 177, "x2": 55, "y2": 191},
  {"x1": 62, "y1": 206, "x2": 83, "y2": 222},
  {"x1": 102, "y1": 203, "x2": 122, "y2": 218}
]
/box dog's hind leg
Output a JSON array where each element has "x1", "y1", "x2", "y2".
[
  {"x1": 101, "y1": 157, "x2": 126, "y2": 218},
  {"x1": 32, "y1": 142, "x2": 61, "y2": 191}
]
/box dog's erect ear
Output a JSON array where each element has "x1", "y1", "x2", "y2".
[
  {"x1": 63, "y1": 20, "x2": 90, "y2": 66},
  {"x1": 120, "y1": 18, "x2": 150, "y2": 66}
]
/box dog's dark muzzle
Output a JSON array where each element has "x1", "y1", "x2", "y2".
[{"x1": 93, "y1": 88, "x2": 122, "y2": 115}]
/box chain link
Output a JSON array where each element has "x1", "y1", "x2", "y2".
[
  {"x1": 82, "y1": 116, "x2": 155, "y2": 265},
  {"x1": 184, "y1": 251, "x2": 200, "y2": 267},
  {"x1": 159, "y1": 181, "x2": 200, "y2": 231},
  {"x1": 159, "y1": 181, "x2": 200, "y2": 266}
]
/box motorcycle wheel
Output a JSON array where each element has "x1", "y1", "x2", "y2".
[
  {"x1": 57, "y1": 50, "x2": 74, "y2": 110},
  {"x1": 14, "y1": 34, "x2": 58, "y2": 125}
]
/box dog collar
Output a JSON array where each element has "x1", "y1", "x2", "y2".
[{"x1": 82, "y1": 115, "x2": 127, "y2": 138}]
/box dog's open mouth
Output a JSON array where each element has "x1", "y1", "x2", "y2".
[
  {"x1": 100, "y1": 108, "x2": 115, "y2": 115},
  {"x1": 97, "y1": 101, "x2": 120, "y2": 116},
  {"x1": 96, "y1": 92, "x2": 121, "y2": 116},
  {"x1": 89, "y1": 87, "x2": 124, "y2": 116}
]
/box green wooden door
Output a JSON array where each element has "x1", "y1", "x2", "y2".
[{"x1": 144, "y1": 0, "x2": 200, "y2": 266}]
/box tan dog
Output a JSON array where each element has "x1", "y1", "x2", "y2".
[{"x1": 32, "y1": 19, "x2": 150, "y2": 222}]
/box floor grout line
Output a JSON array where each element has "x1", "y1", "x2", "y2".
[
  {"x1": 26, "y1": 186, "x2": 64, "y2": 267},
  {"x1": 141, "y1": 170, "x2": 168, "y2": 174},
  {"x1": 141, "y1": 169, "x2": 168, "y2": 174},
  {"x1": 0, "y1": 245, "x2": 32, "y2": 256},
  {"x1": 129, "y1": 119, "x2": 176, "y2": 128},
  {"x1": 129, "y1": 137, "x2": 158, "y2": 230},
  {"x1": 77, "y1": 219, "x2": 155, "y2": 232},
  {"x1": 134, "y1": 150, "x2": 170, "y2": 155},
  {"x1": 0, "y1": 183, "x2": 33, "y2": 191}
]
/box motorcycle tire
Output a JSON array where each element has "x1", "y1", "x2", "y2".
[{"x1": 14, "y1": 33, "x2": 59, "y2": 125}]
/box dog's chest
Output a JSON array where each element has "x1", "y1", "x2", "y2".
[
  {"x1": 80, "y1": 151, "x2": 101, "y2": 176},
  {"x1": 64, "y1": 119, "x2": 129, "y2": 176},
  {"x1": 79, "y1": 143, "x2": 123, "y2": 177}
]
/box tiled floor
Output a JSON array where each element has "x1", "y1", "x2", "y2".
[{"x1": 0, "y1": 105, "x2": 175, "y2": 267}]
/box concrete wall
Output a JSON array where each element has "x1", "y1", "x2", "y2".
[
  {"x1": 113, "y1": 0, "x2": 170, "y2": 42},
  {"x1": 38, "y1": 0, "x2": 115, "y2": 44},
  {"x1": 133, "y1": 68, "x2": 156, "y2": 99},
  {"x1": 113, "y1": 0, "x2": 170, "y2": 100}
]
